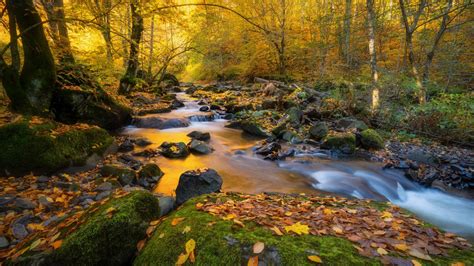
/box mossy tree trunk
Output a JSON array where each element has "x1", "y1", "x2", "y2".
[
  {"x1": 1, "y1": 0, "x2": 56, "y2": 114},
  {"x1": 119, "y1": 0, "x2": 144, "y2": 95}
]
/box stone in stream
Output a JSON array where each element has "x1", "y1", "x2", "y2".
[
  {"x1": 138, "y1": 164, "x2": 164, "y2": 182},
  {"x1": 100, "y1": 164, "x2": 137, "y2": 186},
  {"x1": 133, "y1": 138, "x2": 152, "y2": 147},
  {"x1": 159, "y1": 142, "x2": 190, "y2": 158},
  {"x1": 187, "y1": 131, "x2": 211, "y2": 141},
  {"x1": 321, "y1": 132, "x2": 356, "y2": 154},
  {"x1": 133, "y1": 117, "x2": 190, "y2": 129},
  {"x1": 256, "y1": 142, "x2": 281, "y2": 156},
  {"x1": 240, "y1": 120, "x2": 270, "y2": 138},
  {"x1": 170, "y1": 99, "x2": 185, "y2": 109},
  {"x1": 175, "y1": 169, "x2": 223, "y2": 206},
  {"x1": 199, "y1": 106, "x2": 210, "y2": 112},
  {"x1": 118, "y1": 139, "x2": 134, "y2": 152},
  {"x1": 12, "y1": 223, "x2": 28, "y2": 239},
  {"x1": 188, "y1": 139, "x2": 214, "y2": 155},
  {"x1": 359, "y1": 129, "x2": 384, "y2": 150}
]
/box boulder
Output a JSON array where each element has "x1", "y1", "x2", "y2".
[
  {"x1": 11, "y1": 191, "x2": 160, "y2": 265},
  {"x1": 359, "y1": 129, "x2": 384, "y2": 150},
  {"x1": 0, "y1": 236, "x2": 9, "y2": 249},
  {"x1": 170, "y1": 99, "x2": 185, "y2": 109},
  {"x1": 100, "y1": 164, "x2": 136, "y2": 186},
  {"x1": 321, "y1": 132, "x2": 356, "y2": 154},
  {"x1": 240, "y1": 121, "x2": 270, "y2": 138},
  {"x1": 199, "y1": 106, "x2": 210, "y2": 112},
  {"x1": 256, "y1": 142, "x2": 281, "y2": 156},
  {"x1": 187, "y1": 131, "x2": 211, "y2": 141},
  {"x1": 138, "y1": 164, "x2": 164, "y2": 182},
  {"x1": 188, "y1": 139, "x2": 214, "y2": 154},
  {"x1": 159, "y1": 142, "x2": 190, "y2": 158},
  {"x1": 286, "y1": 107, "x2": 303, "y2": 126},
  {"x1": 133, "y1": 117, "x2": 190, "y2": 129},
  {"x1": 134, "y1": 138, "x2": 153, "y2": 147},
  {"x1": 118, "y1": 139, "x2": 134, "y2": 152},
  {"x1": 175, "y1": 169, "x2": 222, "y2": 205},
  {"x1": 0, "y1": 120, "x2": 113, "y2": 176},
  {"x1": 336, "y1": 117, "x2": 368, "y2": 131},
  {"x1": 281, "y1": 130, "x2": 302, "y2": 144},
  {"x1": 309, "y1": 122, "x2": 328, "y2": 140}
]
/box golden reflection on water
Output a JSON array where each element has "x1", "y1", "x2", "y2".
[{"x1": 123, "y1": 122, "x2": 314, "y2": 196}]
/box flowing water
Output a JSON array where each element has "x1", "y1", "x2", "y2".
[{"x1": 122, "y1": 93, "x2": 474, "y2": 240}]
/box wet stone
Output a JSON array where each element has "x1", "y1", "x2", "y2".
[
  {"x1": 14, "y1": 198, "x2": 37, "y2": 210},
  {"x1": 12, "y1": 223, "x2": 28, "y2": 239},
  {"x1": 0, "y1": 236, "x2": 9, "y2": 249}
]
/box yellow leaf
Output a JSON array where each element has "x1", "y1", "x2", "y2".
[
  {"x1": 377, "y1": 247, "x2": 388, "y2": 255},
  {"x1": 285, "y1": 222, "x2": 309, "y2": 235},
  {"x1": 52, "y1": 240, "x2": 62, "y2": 250},
  {"x1": 247, "y1": 256, "x2": 258, "y2": 266},
  {"x1": 158, "y1": 233, "x2": 165, "y2": 239},
  {"x1": 150, "y1": 219, "x2": 161, "y2": 226},
  {"x1": 394, "y1": 243, "x2": 408, "y2": 251},
  {"x1": 185, "y1": 239, "x2": 196, "y2": 254},
  {"x1": 271, "y1": 226, "x2": 284, "y2": 236},
  {"x1": 451, "y1": 263, "x2": 465, "y2": 266},
  {"x1": 381, "y1": 211, "x2": 393, "y2": 219},
  {"x1": 332, "y1": 226, "x2": 343, "y2": 234},
  {"x1": 171, "y1": 217, "x2": 185, "y2": 226},
  {"x1": 189, "y1": 250, "x2": 196, "y2": 263},
  {"x1": 182, "y1": 226, "x2": 191, "y2": 234},
  {"x1": 176, "y1": 253, "x2": 189, "y2": 265},
  {"x1": 253, "y1": 242, "x2": 264, "y2": 254},
  {"x1": 347, "y1": 209, "x2": 357, "y2": 214},
  {"x1": 233, "y1": 219, "x2": 245, "y2": 227},
  {"x1": 195, "y1": 203, "x2": 204, "y2": 209},
  {"x1": 223, "y1": 213, "x2": 237, "y2": 220},
  {"x1": 285, "y1": 211, "x2": 293, "y2": 216},
  {"x1": 411, "y1": 260, "x2": 422, "y2": 266},
  {"x1": 106, "y1": 207, "x2": 117, "y2": 215},
  {"x1": 308, "y1": 255, "x2": 322, "y2": 263},
  {"x1": 29, "y1": 239, "x2": 43, "y2": 250},
  {"x1": 323, "y1": 208, "x2": 333, "y2": 215}
]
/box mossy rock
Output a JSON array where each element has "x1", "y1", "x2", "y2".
[
  {"x1": 321, "y1": 132, "x2": 356, "y2": 154},
  {"x1": 138, "y1": 164, "x2": 164, "y2": 181},
  {"x1": 135, "y1": 194, "x2": 474, "y2": 265},
  {"x1": 101, "y1": 164, "x2": 137, "y2": 186},
  {"x1": 0, "y1": 120, "x2": 113, "y2": 176},
  {"x1": 309, "y1": 122, "x2": 329, "y2": 140},
  {"x1": 240, "y1": 120, "x2": 270, "y2": 138},
  {"x1": 9, "y1": 191, "x2": 160, "y2": 266},
  {"x1": 360, "y1": 129, "x2": 384, "y2": 150}
]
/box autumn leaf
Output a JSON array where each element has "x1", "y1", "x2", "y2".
[
  {"x1": 233, "y1": 219, "x2": 245, "y2": 227},
  {"x1": 185, "y1": 239, "x2": 196, "y2": 254},
  {"x1": 171, "y1": 217, "x2": 185, "y2": 226},
  {"x1": 29, "y1": 239, "x2": 43, "y2": 250},
  {"x1": 150, "y1": 219, "x2": 161, "y2": 226},
  {"x1": 323, "y1": 208, "x2": 333, "y2": 215},
  {"x1": 411, "y1": 260, "x2": 422, "y2": 266},
  {"x1": 408, "y1": 249, "x2": 433, "y2": 261},
  {"x1": 182, "y1": 226, "x2": 191, "y2": 234},
  {"x1": 223, "y1": 213, "x2": 237, "y2": 220},
  {"x1": 381, "y1": 211, "x2": 393, "y2": 219},
  {"x1": 253, "y1": 242, "x2": 264, "y2": 254},
  {"x1": 137, "y1": 239, "x2": 146, "y2": 252},
  {"x1": 158, "y1": 233, "x2": 165, "y2": 239},
  {"x1": 52, "y1": 240, "x2": 63, "y2": 250},
  {"x1": 247, "y1": 256, "x2": 258, "y2": 266},
  {"x1": 285, "y1": 222, "x2": 309, "y2": 235},
  {"x1": 308, "y1": 255, "x2": 322, "y2": 263},
  {"x1": 377, "y1": 247, "x2": 388, "y2": 256},
  {"x1": 394, "y1": 243, "x2": 408, "y2": 251},
  {"x1": 271, "y1": 226, "x2": 284, "y2": 236},
  {"x1": 451, "y1": 263, "x2": 465, "y2": 266},
  {"x1": 195, "y1": 203, "x2": 204, "y2": 209},
  {"x1": 106, "y1": 207, "x2": 117, "y2": 218},
  {"x1": 332, "y1": 226, "x2": 343, "y2": 234},
  {"x1": 176, "y1": 253, "x2": 189, "y2": 265}
]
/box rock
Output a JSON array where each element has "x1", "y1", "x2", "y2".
[
  {"x1": 12, "y1": 223, "x2": 28, "y2": 239},
  {"x1": 138, "y1": 164, "x2": 164, "y2": 182},
  {"x1": 281, "y1": 130, "x2": 302, "y2": 144},
  {"x1": 170, "y1": 99, "x2": 185, "y2": 109},
  {"x1": 159, "y1": 142, "x2": 190, "y2": 158},
  {"x1": 158, "y1": 196, "x2": 175, "y2": 217},
  {"x1": 407, "y1": 150, "x2": 439, "y2": 166},
  {"x1": 36, "y1": 176, "x2": 50, "y2": 183},
  {"x1": 96, "y1": 182, "x2": 113, "y2": 192},
  {"x1": 118, "y1": 139, "x2": 134, "y2": 152},
  {"x1": 188, "y1": 139, "x2": 214, "y2": 154},
  {"x1": 197, "y1": 99, "x2": 207, "y2": 105},
  {"x1": 100, "y1": 164, "x2": 137, "y2": 186},
  {"x1": 309, "y1": 122, "x2": 328, "y2": 140},
  {"x1": 95, "y1": 191, "x2": 111, "y2": 201},
  {"x1": 359, "y1": 129, "x2": 384, "y2": 150},
  {"x1": 210, "y1": 104, "x2": 222, "y2": 111},
  {"x1": 256, "y1": 142, "x2": 281, "y2": 156},
  {"x1": 38, "y1": 196, "x2": 54, "y2": 209},
  {"x1": 186, "y1": 86, "x2": 198, "y2": 94},
  {"x1": 0, "y1": 236, "x2": 9, "y2": 249},
  {"x1": 16, "y1": 191, "x2": 160, "y2": 265},
  {"x1": 133, "y1": 117, "x2": 190, "y2": 129},
  {"x1": 0, "y1": 121, "x2": 113, "y2": 177},
  {"x1": 262, "y1": 100, "x2": 278, "y2": 109},
  {"x1": 199, "y1": 106, "x2": 210, "y2": 112},
  {"x1": 14, "y1": 198, "x2": 37, "y2": 210},
  {"x1": 0, "y1": 194, "x2": 16, "y2": 206},
  {"x1": 175, "y1": 169, "x2": 223, "y2": 205},
  {"x1": 286, "y1": 107, "x2": 303, "y2": 126},
  {"x1": 188, "y1": 114, "x2": 215, "y2": 122},
  {"x1": 321, "y1": 132, "x2": 356, "y2": 154},
  {"x1": 240, "y1": 121, "x2": 270, "y2": 138},
  {"x1": 118, "y1": 154, "x2": 142, "y2": 169},
  {"x1": 187, "y1": 131, "x2": 211, "y2": 141},
  {"x1": 336, "y1": 117, "x2": 368, "y2": 131},
  {"x1": 134, "y1": 138, "x2": 152, "y2": 147}
]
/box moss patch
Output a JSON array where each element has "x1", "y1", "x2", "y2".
[
  {"x1": 360, "y1": 129, "x2": 384, "y2": 150},
  {"x1": 0, "y1": 119, "x2": 113, "y2": 176},
  {"x1": 321, "y1": 132, "x2": 356, "y2": 154}
]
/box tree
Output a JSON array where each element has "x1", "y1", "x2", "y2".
[
  {"x1": 118, "y1": 0, "x2": 144, "y2": 94},
  {"x1": 342, "y1": 0, "x2": 352, "y2": 67},
  {"x1": 0, "y1": 0, "x2": 56, "y2": 114},
  {"x1": 367, "y1": 0, "x2": 379, "y2": 111}
]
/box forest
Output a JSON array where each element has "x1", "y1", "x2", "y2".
[{"x1": 0, "y1": 0, "x2": 473, "y2": 265}]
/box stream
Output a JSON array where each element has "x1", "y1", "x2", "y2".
[{"x1": 122, "y1": 93, "x2": 474, "y2": 241}]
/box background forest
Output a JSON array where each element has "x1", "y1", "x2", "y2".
[{"x1": 0, "y1": 0, "x2": 473, "y2": 143}]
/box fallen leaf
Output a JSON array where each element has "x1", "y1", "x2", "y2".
[
  {"x1": 29, "y1": 239, "x2": 43, "y2": 250},
  {"x1": 176, "y1": 253, "x2": 189, "y2": 265},
  {"x1": 308, "y1": 255, "x2": 322, "y2": 263},
  {"x1": 394, "y1": 243, "x2": 408, "y2": 251},
  {"x1": 323, "y1": 208, "x2": 333, "y2": 215},
  {"x1": 381, "y1": 211, "x2": 393, "y2": 219},
  {"x1": 285, "y1": 222, "x2": 309, "y2": 235},
  {"x1": 182, "y1": 226, "x2": 191, "y2": 234},
  {"x1": 223, "y1": 214, "x2": 237, "y2": 220},
  {"x1": 233, "y1": 219, "x2": 245, "y2": 227},
  {"x1": 408, "y1": 249, "x2": 433, "y2": 261},
  {"x1": 247, "y1": 256, "x2": 258, "y2": 266},
  {"x1": 106, "y1": 207, "x2": 117, "y2": 218},
  {"x1": 332, "y1": 226, "x2": 343, "y2": 234},
  {"x1": 171, "y1": 217, "x2": 185, "y2": 226},
  {"x1": 411, "y1": 260, "x2": 422, "y2": 266},
  {"x1": 150, "y1": 219, "x2": 161, "y2": 226},
  {"x1": 271, "y1": 226, "x2": 284, "y2": 236},
  {"x1": 185, "y1": 239, "x2": 196, "y2": 254},
  {"x1": 158, "y1": 233, "x2": 165, "y2": 239},
  {"x1": 377, "y1": 247, "x2": 388, "y2": 255},
  {"x1": 253, "y1": 242, "x2": 264, "y2": 254},
  {"x1": 451, "y1": 263, "x2": 465, "y2": 266},
  {"x1": 137, "y1": 239, "x2": 146, "y2": 251},
  {"x1": 195, "y1": 203, "x2": 204, "y2": 209}
]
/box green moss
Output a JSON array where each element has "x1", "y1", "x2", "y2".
[
  {"x1": 48, "y1": 191, "x2": 160, "y2": 265},
  {"x1": 321, "y1": 132, "x2": 356, "y2": 154},
  {"x1": 360, "y1": 129, "x2": 384, "y2": 150},
  {"x1": 0, "y1": 120, "x2": 113, "y2": 176}
]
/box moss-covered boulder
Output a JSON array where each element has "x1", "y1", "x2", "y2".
[
  {"x1": 360, "y1": 129, "x2": 384, "y2": 150},
  {"x1": 309, "y1": 122, "x2": 328, "y2": 140},
  {"x1": 321, "y1": 132, "x2": 356, "y2": 154},
  {"x1": 0, "y1": 120, "x2": 113, "y2": 176},
  {"x1": 11, "y1": 191, "x2": 160, "y2": 266},
  {"x1": 240, "y1": 120, "x2": 270, "y2": 138},
  {"x1": 135, "y1": 193, "x2": 474, "y2": 265},
  {"x1": 138, "y1": 164, "x2": 164, "y2": 181},
  {"x1": 101, "y1": 164, "x2": 137, "y2": 186},
  {"x1": 159, "y1": 142, "x2": 190, "y2": 158}
]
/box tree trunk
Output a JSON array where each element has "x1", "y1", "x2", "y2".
[
  {"x1": 41, "y1": 0, "x2": 75, "y2": 63},
  {"x1": 367, "y1": 0, "x2": 379, "y2": 111},
  {"x1": 119, "y1": 0, "x2": 144, "y2": 94},
  {"x1": 5, "y1": 0, "x2": 56, "y2": 113},
  {"x1": 343, "y1": 0, "x2": 352, "y2": 66},
  {"x1": 6, "y1": 0, "x2": 20, "y2": 70},
  {"x1": 102, "y1": 0, "x2": 113, "y2": 63},
  {"x1": 148, "y1": 15, "x2": 155, "y2": 77}
]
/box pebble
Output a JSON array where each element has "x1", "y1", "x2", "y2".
[
  {"x1": 96, "y1": 182, "x2": 113, "y2": 192},
  {"x1": 14, "y1": 198, "x2": 37, "y2": 210},
  {"x1": 0, "y1": 236, "x2": 9, "y2": 249},
  {"x1": 11, "y1": 223, "x2": 28, "y2": 239},
  {"x1": 95, "y1": 191, "x2": 111, "y2": 201}
]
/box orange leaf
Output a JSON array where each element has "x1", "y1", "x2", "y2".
[
  {"x1": 171, "y1": 217, "x2": 185, "y2": 226},
  {"x1": 52, "y1": 240, "x2": 62, "y2": 250},
  {"x1": 253, "y1": 242, "x2": 264, "y2": 254},
  {"x1": 247, "y1": 256, "x2": 258, "y2": 266},
  {"x1": 137, "y1": 239, "x2": 146, "y2": 252},
  {"x1": 271, "y1": 226, "x2": 284, "y2": 236}
]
